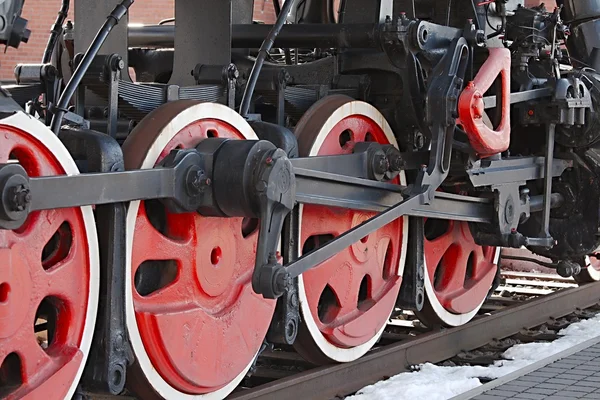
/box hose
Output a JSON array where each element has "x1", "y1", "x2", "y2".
[
  {"x1": 272, "y1": 0, "x2": 293, "y2": 65},
  {"x1": 42, "y1": 0, "x2": 70, "y2": 64},
  {"x1": 239, "y1": 0, "x2": 295, "y2": 118}
]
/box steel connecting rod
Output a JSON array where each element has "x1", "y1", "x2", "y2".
[{"x1": 0, "y1": 136, "x2": 571, "y2": 297}]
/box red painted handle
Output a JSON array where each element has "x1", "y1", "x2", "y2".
[{"x1": 458, "y1": 48, "x2": 511, "y2": 157}]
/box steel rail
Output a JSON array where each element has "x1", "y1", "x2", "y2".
[{"x1": 229, "y1": 282, "x2": 600, "y2": 400}]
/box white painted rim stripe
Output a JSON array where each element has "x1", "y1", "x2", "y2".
[
  {"x1": 297, "y1": 101, "x2": 409, "y2": 362},
  {"x1": 1, "y1": 112, "x2": 100, "y2": 400},
  {"x1": 124, "y1": 103, "x2": 260, "y2": 399}
]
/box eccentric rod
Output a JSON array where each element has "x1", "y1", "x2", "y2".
[
  {"x1": 239, "y1": 0, "x2": 295, "y2": 118},
  {"x1": 50, "y1": 0, "x2": 134, "y2": 134}
]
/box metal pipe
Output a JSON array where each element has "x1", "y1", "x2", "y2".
[
  {"x1": 240, "y1": 0, "x2": 296, "y2": 118},
  {"x1": 50, "y1": 0, "x2": 134, "y2": 134},
  {"x1": 127, "y1": 23, "x2": 379, "y2": 49},
  {"x1": 530, "y1": 193, "x2": 564, "y2": 213},
  {"x1": 42, "y1": 0, "x2": 70, "y2": 63}
]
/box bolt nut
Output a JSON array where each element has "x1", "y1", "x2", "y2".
[
  {"x1": 9, "y1": 185, "x2": 31, "y2": 212},
  {"x1": 185, "y1": 168, "x2": 208, "y2": 196},
  {"x1": 414, "y1": 131, "x2": 425, "y2": 150}
]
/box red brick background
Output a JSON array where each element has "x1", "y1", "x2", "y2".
[
  {"x1": 0, "y1": 0, "x2": 278, "y2": 81},
  {"x1": 525, "y1": 0, "x2": 557, "y2": 8}
]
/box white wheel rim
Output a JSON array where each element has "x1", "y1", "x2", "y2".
[
  {"x1": 124, "y1": 103, "x2": 261, "y2": 399},
  {"x1": 297, "y1": 100, "x2": 409, "y2": 362},
  {"x1": 1, "y1": 112, "x2": 99, "y2": 399}
]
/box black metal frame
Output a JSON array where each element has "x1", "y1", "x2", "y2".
[{"x1": 58, "y1": 128, "x2": 132, "y2": 395}]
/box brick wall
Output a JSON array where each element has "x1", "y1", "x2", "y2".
[
  {"x1": 0, "y1": 0, "x2": 279, "y2": 81},
  {"x1": 254, "y1": 0, "x2": 278, "y2": 24},
  {"x1": 524, "y1": 0, "x2": 557, "y2": 8}
]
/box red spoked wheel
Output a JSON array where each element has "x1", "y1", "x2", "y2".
[
  {"x1": 0, "y1": 113, "x2": 99, "y2": 399},
  {"x1": 417, "y1": 218, "x2": 499, "y2": 327},
  {"x1": 293, "y1": 96, "x2": 408, "y2": 364},
  {"x1": 575, "y1": 254, "x2": 600, "y2": 284},
  {"x1": 123, "y1": 101, "x2": 276, "y2": 399}
]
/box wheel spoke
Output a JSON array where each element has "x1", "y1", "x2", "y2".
[
  {"x1": 445, "y1": 264, "x2": 496, "y2": 313},
  {"x1": 422, "y1": 218, "x2": 499, "y2": 324},
  {"x1": 444, "y1": 245, "x2": 471, "y2": 294},
  {"x1": 18, "y1": 209, "x2": 67, "y2": 255},
  {"x1": 132, "y1": 206, "x2": 194, "y2": 266},
  {"x1": 424, "y1": 229, "x2": 456, "y2": 282},
  {"x1": 43, "y1": 253, "x2": 87, "y2": 301},
  {"x1": 133, "y1": 279, "x2": 195, "y2": 314},
  {"x1": 300, "y1": 206, "x2": 351, "y2": 238},
  {"x1": 0, "y1": 230, "x2": 17, "y2": 248},
  {"x1": 17, "y1": 336, "x2": 54, "y2": 382}
]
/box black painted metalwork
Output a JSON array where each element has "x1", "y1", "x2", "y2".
[
  {"x1": 397, "y1": 217, "x2": 425, "y2": 311},
  {"x1": 59, "y1": 128, "x2": 132, "y2": 395},
  {"x1": 170, "y1": 0, "x2": 231, "y2": 86},
  {"x1": 240, "y1": 0, "x2": 296, "y2": 118},
  {"x1": 42, "y1": 0, "x2": 69, "y2": 64},
  {"x1": 0, "y1": 0, "x2": 30, "y2": 49},
  {"x1": 50, "y1": 0, "x2": 134, "y2": 134}
]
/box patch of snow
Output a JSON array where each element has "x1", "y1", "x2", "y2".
[{"x1": 347, "y1": 313, "x2": 600, "y2": 400}]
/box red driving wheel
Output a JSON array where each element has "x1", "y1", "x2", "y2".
[
  {"x1": 293, "y1": 96, "x2": 408, "y2": 364},
  {"x1": 417, "y1": 218, "x2": 499, "y2": 327},
  {"x1": 123, "y1": 101, "x2": 276, "y2": 399},
  {"x1": 0, "y1": 113, "x2": 99, "y2": 399}
]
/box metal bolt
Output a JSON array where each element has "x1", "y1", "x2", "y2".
[
  {"x1": 9, "y1": 185, "x2": 31, "y2": 212},
  {"x1": 186, "y1": 168, "x2": 208, "y2": 196},
  {"x1": 256, "y1": 181, "x2": 268, "y2": 191},
  {"x1": 228, "y1": 65, "x2": 239, "y2": 80},
  {"x1": 373, "y1": 154, "x2": 389, "y2": 174},
  {"x1": 414, "y1": 131, "x2": 425, "y2": 150}
]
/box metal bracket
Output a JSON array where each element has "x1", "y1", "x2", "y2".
[
  {"x1": 267, "y1": 208, "x2": 300, "y2": 345},
  {"x1": 397, "y1": 217, "x2": 425, "y2": 311},
  {"x1": 60, "y1": 128, "x2": 133, "y2": 395}
]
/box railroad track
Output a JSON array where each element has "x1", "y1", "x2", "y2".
[
  {"x1": 83, "y1": 272, "x2": 600, "y2": 400},
  {"x1": 227, "y1": 275, "x2": 600, "y2": 400}
]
